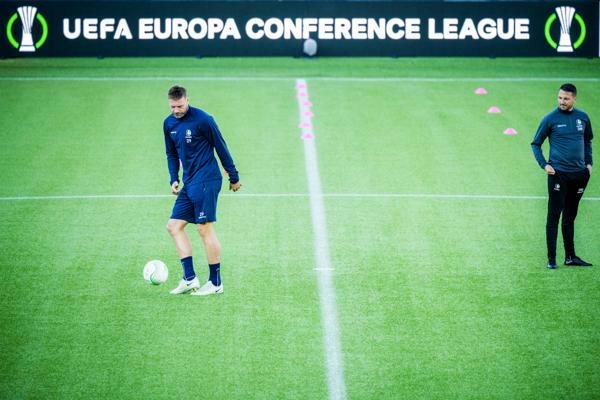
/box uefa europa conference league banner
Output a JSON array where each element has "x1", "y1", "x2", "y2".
[{"x1": 1, "y1": 1, "x2": 598, "y2": 57}]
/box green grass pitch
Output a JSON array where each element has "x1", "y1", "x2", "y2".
[{"x1": 1, "y1": 57, "x2": 599, "y2": 399}]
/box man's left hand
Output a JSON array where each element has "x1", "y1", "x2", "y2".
[
  {"x1": 230, "y1": 181, "x2": 242, "y2": 192},
  {"x1": 587, "y1": 164, "x2": 593, "y2": 175}
]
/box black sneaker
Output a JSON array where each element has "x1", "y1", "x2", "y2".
[
  {"x1": 547, "y1": 259, "x2": 557, "y2": 269},
  {"x1": 564, "y1": 256, "x2": 593, "y2": 267}
]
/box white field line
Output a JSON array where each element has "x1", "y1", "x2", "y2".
[
  {"x1": 1, "y1": 76, "x2": 599, "y2": 82},
  {"x1": 297, "y1": 78, "x2": 347, "y2": 400},
  {"x1": 1, "y1": 193, "x2": 600, "y2": 201}
]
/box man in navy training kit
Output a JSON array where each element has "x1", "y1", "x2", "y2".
[
  {"x1": 531, "y1": 83, "x2": 593, "y2": 269},
  {"x1": 164, "y1": 85, "x2": 241, "y2": 295}
]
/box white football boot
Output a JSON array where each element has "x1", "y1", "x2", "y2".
[
  {"x1": 191, "y1": 280, "x2": 223, "y2": 296},
  {"x1": 169, "y1": 277, "x2": 200, "y2": 294}
]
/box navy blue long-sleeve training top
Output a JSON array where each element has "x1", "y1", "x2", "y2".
[
  {"x1": 531, "y1": 107, "x2": 593, "y2": 172},
  {"x1": 164, "y1": 106, "x2": 239, "y2": 186}
]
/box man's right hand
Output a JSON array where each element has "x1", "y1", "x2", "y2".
[
  {"x1": 229, "y1": 181, "x2": 242, "y2": 192},
  {"x1": 544, "y1": 164, "x2": 556, "y2": 175},
  {"x1": 171, "y1": 181, "x2": 180, "y2": 195}
]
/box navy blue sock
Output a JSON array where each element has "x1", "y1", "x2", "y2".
[
  {"x1": 181, "y1": 256, "x2": 196, "y2": 281},
  {"x1": 209, "y1": 263, "x2": 221, "y2": 286}
]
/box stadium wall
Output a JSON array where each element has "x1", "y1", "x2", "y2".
[{"x1": 1, "y1": 0, "x2": 598, "y2": 57}]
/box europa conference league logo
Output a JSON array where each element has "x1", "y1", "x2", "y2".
[
  {"x1": 6, "y1": 6, "x2": 48, "y2": 52},
  {"x1": 545, "y1": 6, "x2": 586, "y2": 52}
]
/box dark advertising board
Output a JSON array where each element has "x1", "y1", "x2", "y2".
[{"x1": 1, "y1": 1, "x2": 598, "y2": 57}]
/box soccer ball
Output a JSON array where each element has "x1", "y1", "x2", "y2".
[{"x1": 143, "y1": 260, "x2": 169, "y2": 285}]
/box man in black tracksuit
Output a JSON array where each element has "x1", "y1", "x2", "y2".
[{"x1": 531, "y1": 83, "x2": 593, "y2": 269}]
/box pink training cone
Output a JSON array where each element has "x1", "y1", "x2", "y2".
[
  {"x1": 503, "y1": 128, "x2": 518, "y2": 135},
  {"x1": 296, "y1": 83, "x2": 306, "y2": 89},
  {"x1": 299, "y1": 122, "x2": 312, "y2": 129},
  {"x1": 303, "y1": 110, "x2": 314, "y2": 117},
  {"x1": 475, "y1": 88, "x2": 488, "y2": 95},
  {"x1": 303, "y1": 101, "x2": 313, "y2": 107},
  {"x1": 297, "y1": 92, "x2": 308, "y2": 98},
  {"x1": 302, "y1": 133, "x2": 315, "y2": 140},
  {"x1": 488, "y1": 106, "x2": 501, "y2": 113}
]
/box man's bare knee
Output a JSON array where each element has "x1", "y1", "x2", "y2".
[
  {"x1": 167, "y1": 219, "x2": 186, "y2": 235},
  {"x1": 197, "y1": 222, "x2": 213, "y2": 238}
]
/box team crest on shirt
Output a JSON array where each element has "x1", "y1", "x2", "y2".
[
  {"x1": 576, "y1": 119, "x2": 584, "y2": 132},
  {"x1": 185, "y1": 129, "x2": 192, "y2": 143},
  {"x1": 554, "y1": 183, "x2": 561, "y2": 191}
]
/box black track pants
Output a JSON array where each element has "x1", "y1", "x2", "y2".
[{"x1": 546, "y1": 168, "x2": 591, "y2": 260}]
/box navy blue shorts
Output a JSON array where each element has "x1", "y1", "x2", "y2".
[{"x1": 170, "y1": 180, "x2": 222, "y2": 224}]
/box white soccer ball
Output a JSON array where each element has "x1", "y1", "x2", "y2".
[
  {"x1": 143, "y1": 260, "x2": 169, "y2": 285},
  {"x1": 303, "y1": 38, "x2": 317, "y2": 57}
]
